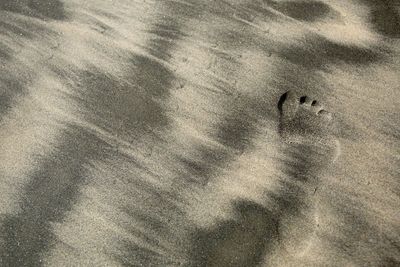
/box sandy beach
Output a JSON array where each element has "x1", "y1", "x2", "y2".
[{"x1": 0, "y1": 0, "x2": 399, "y2": 266}]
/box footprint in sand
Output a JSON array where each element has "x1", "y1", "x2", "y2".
[
  {"x1": 275, "y1": 91, "x2": 341, "y2": 257},
  {"x1": 277, "y1": 90, "x2": 337, "y2": 147},
  {"x1": 189, "y1": 92, "x2": 342, "y2": 267}
]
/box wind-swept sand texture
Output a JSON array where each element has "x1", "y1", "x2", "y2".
[{"x1": 0, "y1": 0, "x2": 399, "y2": 266}]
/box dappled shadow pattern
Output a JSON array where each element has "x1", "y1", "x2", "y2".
[
  {"x1": 75, "y1": 54, "x2": 173, "y2": 140},
  {"x1": 361, "y1": 0, "x2": 400, "y2": 38},
  {"x1": 0, "y1": 0, "x2": 66, "y2": 20},
  {"x1": 0, "y1": 70, "x2": 27, "y2": 117},
  {"x1": 279, "y1": 34, "x2": 384, "y2": 70},
  {"x1": 190, "y1": 200, "x2": 279, "y2": 267},
  {"x1": 0, "y1": 125, "x2": 114, "y2": 266},
  {"x1": 266, "y1": 0, "x2": 333, "y2": 22}
]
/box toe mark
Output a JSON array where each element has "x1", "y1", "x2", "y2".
[
  {"x1": 299, "y1": 96, "x2": 307, "y2": 104},
  {"x1": 311, "y1": 100, "x2": 318, "y2": 106},
  {"x1": 278, "y1": 92, "x2": 288, "y2": 114}
]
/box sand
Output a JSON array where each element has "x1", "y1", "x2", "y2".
[{"x1": 0, "y1": 0, "x2": 399, "y2": 266}]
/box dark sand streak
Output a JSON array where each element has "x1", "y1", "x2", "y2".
[
  {"x1": 0, "y1": 0, "x2": 66, "y2": 21},
  {"x1": 103, "y1": 2, "x2": 204, "y2": 265},
  {"x1": 265, "y1": 0, "x2": 333, "y2": 22},
  {"x1": 0, "y1": 125, "x2": 114, "y2": 266},
  {"x1": 361, "y1": 0, "x2": 400, "y2": 38}
]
